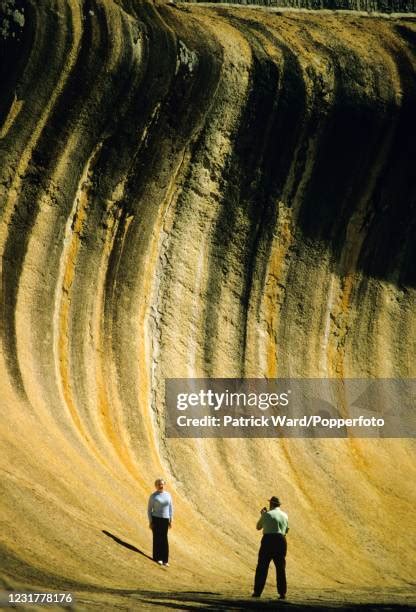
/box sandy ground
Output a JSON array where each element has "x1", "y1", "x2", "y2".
[
  {"x1": 2, "y1": 591, "x2": 415, "y2": 611},
  {"x1": 71, "y1": 588, "x2": 416, "y2": 611},
  {"x1": 2, "y1": 577, "x2": 415, "y2": 611}
]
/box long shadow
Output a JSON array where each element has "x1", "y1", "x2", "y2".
[
  {"x1": 102, "y1": 530, "x2": 153, "y2": 561},
  {"x1": 131, "y1": 591, "x2": 416, "y2": 611}
]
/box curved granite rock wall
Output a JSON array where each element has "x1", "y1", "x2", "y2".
[{"x1": 1, "y1": 0, "x2": 415, "y2": 600}]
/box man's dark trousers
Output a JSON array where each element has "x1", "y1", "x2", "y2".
[
  {"x1": 254, "y1": 533, "x2": 287, "y2": 597},
  {"x1": 152, "y1": 516, "x2": 169, "y2": 563}
]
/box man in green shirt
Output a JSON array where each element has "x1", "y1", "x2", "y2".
[{"x1": 252, "y1": 495, "x2": 289, "y2": 600}]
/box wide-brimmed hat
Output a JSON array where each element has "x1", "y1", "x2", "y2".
[{"x1": 269, "y1": 496, "x2": 281, "y2": 506}]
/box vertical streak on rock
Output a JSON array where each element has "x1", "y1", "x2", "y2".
[
  {"x1": 0, "y1": 1, "x2": 83, "y2": 396},
  {"x1": 93, "y1": 206, "x2": 144, "y2": 479},
  {"x1": 53, "y1": 142, "x2": 102, "y2": 439},
  {"x1": 0, "y1": 96, "x2": 24, "y2": 139},
  {"x1": 150, "y1": 9, "x2": 252, "y2": 487},
  {"x1": 325, "y1": 23, "x2": 402, "y2": 379},
  {"x1": 259, "y1": 16, "x2": 337, "y2": 378},
  {"x1": 162, "y1": 12, "x2": 251, "y2": 378},
  {"x1": 143, "y1": 150, "x2": 192, "y2": 459}
]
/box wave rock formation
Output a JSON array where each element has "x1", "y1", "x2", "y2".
[{"x1": 1, "y1": 0, "x2": 415, "y2": 605}]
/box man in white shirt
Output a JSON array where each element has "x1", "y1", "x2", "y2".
[{"x1": 252, "y1": 495, "x2": 289, "y2": 600}]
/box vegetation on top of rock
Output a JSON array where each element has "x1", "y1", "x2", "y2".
[{"x1": 0, "y1": 0, "x2": 25, "y2": 40}]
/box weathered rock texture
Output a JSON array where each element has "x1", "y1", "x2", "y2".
[
  {"x1": 186, "y1": 0, "x2": 416, "y2": 13},
  {"x1": 1, "y1": 0, "x2": 415, "y2": 606}
]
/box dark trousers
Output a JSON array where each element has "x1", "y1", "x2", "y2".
[
  {"x1": 152, "y1": 516, "x2": 169, "y2": 563},
  {"x1": 254, "y1": 533, "x2": 287, "y2": 597}
]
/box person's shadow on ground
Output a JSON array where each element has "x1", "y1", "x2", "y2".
[
  {"x1": 102, "y1": 530, "x2": 153, "y2": 561},
  {"x1": 131, "y1": 591, "x2": 416, "y2": 611}
]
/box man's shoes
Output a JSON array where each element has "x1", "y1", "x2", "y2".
[
  {"x1": 278, "y1": 594, "x2": 286, "y2": 600},
  {"x1": 251, "y1": 593, "x2": 260, "y2": 598},
  {"x1": 157, "y1": 560, "x2": 163, "y2": 565},
  {"x1": 163, "y1": 562, "x2": 169, "y2": 567}
]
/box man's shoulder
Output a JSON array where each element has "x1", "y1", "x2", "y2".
[{"x1": 270, "y1": 507, "x2": 288, "y2": 519}]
